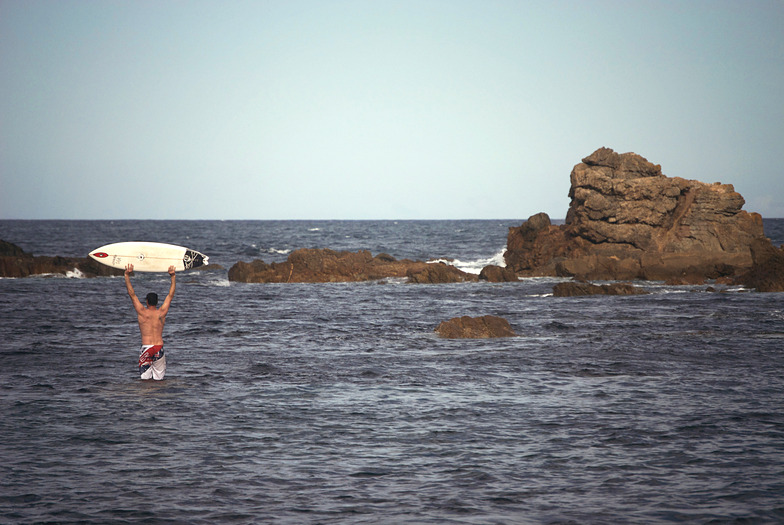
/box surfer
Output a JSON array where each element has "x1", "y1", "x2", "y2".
[{"x1": 124, "y1": 263, "x2": 176, "y2": 380}]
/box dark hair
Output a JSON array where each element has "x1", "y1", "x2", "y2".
[{"x1": 146, "y1": 292, "x2": 159, "y2": 306}]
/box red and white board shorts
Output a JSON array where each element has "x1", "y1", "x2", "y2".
[{"x1": 139, "y1": 345, "x2": 166, "y2": 380}]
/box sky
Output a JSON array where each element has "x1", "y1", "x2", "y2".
[{"x1": 1, "y1": 0, "x2": 782, "y2": 220}]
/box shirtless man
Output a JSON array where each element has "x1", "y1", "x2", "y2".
[{"x1": 124, "y1": 263, "x2": 176, "y2": 380}]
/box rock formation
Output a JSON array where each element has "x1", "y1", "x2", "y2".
[
  {"x1": 736, "y1": 237, "x2": 784, "y2": 292},
  {"x1": 0, "y1": 240, "x2": 123, "y2": 278},
  {"x1": 228, "y1": 248, "x2": 477, "y2": 283},
  {"x1": 505, "y1": 148, "x2": 765, "y2": 282},
  {"x1": 435, "y1": 315, "x2": 517, "y2": 338},
  {"x1": 479, "y1": 265, "x2": 518, "y2": 282},
  {"x1": 406, "y1": 262, "x2": 478, "y2": 284}
]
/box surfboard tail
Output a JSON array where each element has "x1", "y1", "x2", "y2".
[{"x1": 183, "y1": 250, "x2": 208, "y2": 270}]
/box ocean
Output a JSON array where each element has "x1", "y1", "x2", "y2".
[{"x1": 1, "y1": 219, "x2": 783, "y2": 524}]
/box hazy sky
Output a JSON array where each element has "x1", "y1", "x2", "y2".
[{"x1": 1, "y1": 0, "x2": 782, "y2": 219}]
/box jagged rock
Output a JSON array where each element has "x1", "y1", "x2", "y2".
[
  {"x1": 505, "y1": 213, "x2": 575, "y2": 276},
  {"x1": 736, "y1": 237, "x2": 784, "y2": 292},
  {"x1": 0, "y1": 240, "x2": 123, "y2": 278},
  {"x1": 552, "y1": 281, "x2": 649, "y2": 297},
  {"x1": 479, "y1": 265, "x2": 518, "y2": 282},
  {"x1": 435, "y1": 315, "x2": 517, "y2": 338},
  {"x1": 228, "y1": 248, "x2": 475, "y2": 283},
  {"x1": 505, "y1": 148, "x2": 764, "y2": 281}
]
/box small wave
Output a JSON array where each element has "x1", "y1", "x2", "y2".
[
  {"x1": 29, "y1": 270, "x2": 86, "y2": 279},
  {"x1": 308, "y1": 228, "x2": 320, "y2": 232},
  {"x1": 65, "y1": 268, "x2": 86, "y2": 279},
  {"x1": 267, "y1": 248, "x2": 291, "y2": 255},
  {"x1": 429, "y1": 247, "x2": 507, "y2": 275}
]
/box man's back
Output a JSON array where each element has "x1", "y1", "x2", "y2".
[
  {"x1": 136, "y1": 306, "x2": 167, "y2": 345},
  {"x1": 124, "y1": 264, "x2": 176, "y2": 345}
]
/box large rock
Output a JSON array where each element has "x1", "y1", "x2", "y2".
[
  {"x1": 0, "y1": 240, "x2": 123, "y2": 278},
  {"x1": 736, "y1": 237, "x2": 784, "y2": 292},
  {"x1": 228, "y1": 248, "x2": 477, "y2": 283},
  {"x1": 505, "y1": 148, "x2": 764, "y2": 282},
  {"x1": 435, "y1": 315, "x2": 517, "y2": 339}
]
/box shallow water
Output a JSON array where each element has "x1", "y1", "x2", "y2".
[{"x1": 1, "y1": 220, "x2": 783, "y2": 524}]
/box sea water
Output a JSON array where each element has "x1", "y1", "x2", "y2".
[{"x1": 1, "y1": 219, "x2": 783, "y2": 524}]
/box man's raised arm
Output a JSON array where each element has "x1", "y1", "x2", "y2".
[
  {"x1": 159, "y1": 266, "x2": 176, "y2": 315},
  {"x1": 124, "y1": 264, "x2": 144, "y2": 313}
]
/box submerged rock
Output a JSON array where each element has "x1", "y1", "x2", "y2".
[
  {"x1": 435, "y1": 315, "x2": 517, "y2": 339},
  {"x1": 505, "y1": 148, "x2": 764, "y2": 282},
  {"x1": 552, "y1": 281, "x2": 649, "y2": 297}
]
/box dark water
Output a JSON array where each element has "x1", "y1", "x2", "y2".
[{"x1": 1, "y1": 220, "x2": 783, "y2": 524}]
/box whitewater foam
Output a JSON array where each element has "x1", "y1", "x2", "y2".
[
  {"x1": 430, "y1": 247, "x2": 507, "y2": 275},
  {"x1": 65, "y1": 268, "x2": 86, "y2": 278}
]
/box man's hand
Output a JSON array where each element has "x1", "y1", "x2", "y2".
[
  {"x1": 168, "y1": 265, "x2": 176, "y2": 276},
  {"x1": 125, "y1": 264, "x2": 134, "y2": 276}
]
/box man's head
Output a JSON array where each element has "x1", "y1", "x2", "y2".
[{"x1": 146, "y1": 292, "x2": 159, "y2": 306}]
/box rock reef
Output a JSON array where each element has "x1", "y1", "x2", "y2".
[
  {"x1": 3, "y1": 147, "x2": 777, "y2": 291},
  {"x1": 552, "y1": 281, "x2": 649, "y2": 297},
  {"x1": 0, "y1": 240, "x2": 122, "y2": 278},
  {"x1": 505, "y1": 147, "x2": 765, "y2": 283},
  {"x1": 228, "y1": 248, "x2": 477, "y2": 283}
]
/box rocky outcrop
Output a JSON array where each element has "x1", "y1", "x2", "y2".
[
  {"x1": 407, "y1": 262, "x2": 478, "y2": 284},
  {"x1": 228, "y1": 248, "x2": 477, "y2": 283},
  {"x1": 479, "y1": 265, "x2": 518, "y2": 282},
  {"x1": 435, "y1": 315, "x2": 517, "y2": 338},
  {"x1": 0, "y1": 240, "x2": 123, "y2": 278},
  {"x1": 552, "y1": 281, "x2": 649, "y2": 297},
  {"x1": 736, "y1": 237, "x2": 784, "y2": 292},
  {"x1": 505, "y1": 148, "x2": 764, "y2": 282}
]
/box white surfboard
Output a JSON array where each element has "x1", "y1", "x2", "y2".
[{"x1": 89, "y1": 242, "x2": 209, "y2": 272}]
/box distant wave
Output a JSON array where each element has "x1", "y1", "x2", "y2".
[
  {"x1": 429, "y1": 247, "x2": 507, "y2": 275},
  {"x1": 65, "y1": 268, "x2": 86, "y2": 278}
]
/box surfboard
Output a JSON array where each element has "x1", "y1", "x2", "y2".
[{"x1": 89, "y1": 242, "x2": 209, "y2": 272}]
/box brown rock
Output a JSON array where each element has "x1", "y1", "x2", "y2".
[
  {"x1": 407, "y1": 262, "x2": 477, "y2": 284},
  {"x1": 555, "y1": 254, "x2": 642, "y2": 281},
  {"x1": 505, "y1": 148, "x2": 764, "y2": 281},
  {"x1": 479, "y1": 265, "x2": 518, "y2": 282},
  {"x1": 736, "y1": 237, "x2": 784, "y2": 292},
  {"x1": 505, "y1": 213, "x2": 576, "y2": 275},
  {"x1": 552, "y1": 281, "x2": 649, "y2": 297},
  {"x1": 435, "y1": 315, "x2": 517, "y2": 339}
]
